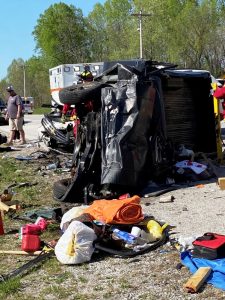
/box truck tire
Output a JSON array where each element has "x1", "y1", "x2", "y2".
[
  {"x1": 53, "y1": 178, "x2": 71, "y2": 201},
  {"x1": 59, "y1": 82, "x2": 108, "y2": 104}
]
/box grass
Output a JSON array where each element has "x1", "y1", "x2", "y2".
[
  {"x1": 41, "y1": 256, "x2": 62, "y2": 275},
  {"x1": 33, "y1": 107, "x2": 51, "y2": 115},
  {"x1": 54, "y1": 271, "x2": 71, "y2": 284},
  {"x1": 0, "y1": 155, "x2": 61, "y2": 299},
  {"x1": 0, "y1": 154, "x2": 158, "y2": 300},
  {"x1": 120, "y1": 278, "x2": 132, "y2": 289},
  {"x1": 78, "y1": 276, "x2": 88, "y2": 283},
  {"x1": 0, "y1": 278, "x2": 22, "y2": 299},
  {"x1": 40, "y1": 285, "x2": 73, "y2": 299},
  {"x1": 0, "y1": 157, "x2": 54, "y2": 207},
  {"x1": 0, "y1": 158, "x2": 19, "y2": 185},
  {"x1": 0, "y1": 277, "x2": 21, "y2": 299}
]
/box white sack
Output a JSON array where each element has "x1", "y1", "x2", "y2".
[
  {"x1": 60, "y1": 205, "x2": 88, "y2": 230},
  {"x1": 55, "y1": 221, "x2": 97, "y2": 264}
]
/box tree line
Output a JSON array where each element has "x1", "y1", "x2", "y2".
[{"x1": 1, "y1": 0, "x2": 225, "y2": 106}]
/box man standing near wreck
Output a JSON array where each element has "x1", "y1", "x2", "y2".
[{"x1": 5, "y1": 85, "x2": 26, "y2": 145}]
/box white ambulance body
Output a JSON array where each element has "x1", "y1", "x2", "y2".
[
  {"x1": 21, "y1": 96, "x2": 34, "y2": 114},
  {"x1": 49, "y1": 63, "x2": 103, "y2": 106}
]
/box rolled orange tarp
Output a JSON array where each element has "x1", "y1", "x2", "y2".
[{"x1": 83, "y1": 195, "x2": 143, "y2": 224}]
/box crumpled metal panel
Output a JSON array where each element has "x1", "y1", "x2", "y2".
[{"x1": 101, "y1": 64, "x2": 162, "y2": 186}]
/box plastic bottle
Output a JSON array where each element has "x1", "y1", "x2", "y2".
[
  {"x1": 146, "y1": 220, "x2": 168, "y2": 241},
  {"x1": 46, "y1": 163, "x2": 58, "y2": 170},
  {"x1": 112, "y1": 229, "x2": 136, "y2": 244},
  {"x1": 131, "y1": 226, "x2": 141, "y2": 237}
]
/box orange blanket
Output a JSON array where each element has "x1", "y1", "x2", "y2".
[{"x1": 83, "y1": 195, "x2": 143, "y2": 224}]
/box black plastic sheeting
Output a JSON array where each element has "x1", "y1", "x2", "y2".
[{"x1": 101, "y1": 64, "x2": 166, "y2": 187}]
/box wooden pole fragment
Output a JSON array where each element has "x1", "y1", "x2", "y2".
[
  {"x1": 0, "y1": 250, "x2": 42, "y2": 256},
  {"x1": 0, "y1": 201, "x2": 10, "y2": 212},
  {"x1": 183, "y1": 267, "x2": 212, "y2": 293}
]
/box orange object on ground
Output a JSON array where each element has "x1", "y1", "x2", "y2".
[
  {"x1": 196, "y1": 184, "x2": 204, "y2": 188},
  {"x1": 83, "y1": 195, "x2": 143, "y2": 224},
  {"x1": 0, "y1": 213, "x2": 4, "y2": 235}
]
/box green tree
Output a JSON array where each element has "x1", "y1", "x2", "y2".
[
  {"x1": 25, "y1": 56, "x2": 51, "y2": 107},
  {"x1": 133, "y1": 0, "x2": 225, "y2": 75},
  {"x1": 33, "y1": 2, "x2": 88, "y2": 66},
  {"x1": 132, "y1": 0, "x2": 185, "y2": 62},
  {"x1": 88, "y1": 0, "x2": 136, "y2": 61},
  {"x1": 171, "y1": 0, "x2": 222, "y2": 71},
  {"x1": 0, "y1": 79, "x2": 8, "y2": 101},
  {"x1": 87, "y1": 3, "x2": 108, "y2": 61},
  {"x1": 6, "y1": 58, "x2": 25, "y2": 96},
  {"x1": 1, "y1": 56, "x2": 51, "y2": 107}
]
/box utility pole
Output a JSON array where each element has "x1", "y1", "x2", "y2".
[
  {"x1": 22, "y1": 64, "x2": 26, "y2": 98},
  {"x1": 131, "y1": 10, "x2": 151, "y2": 59}
]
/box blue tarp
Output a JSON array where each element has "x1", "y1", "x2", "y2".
[{"x1": 181, "y1": 251, "x2": 225, "y2": 290}]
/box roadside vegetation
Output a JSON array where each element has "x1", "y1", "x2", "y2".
[
  {"x1": 0, "y1": 156, "x2": 62, "y2": 299},
  {"x1": 33, "y1": 107, "x2": 51, "y2": 115},
  {"x1": 0, "y1": 0, "x2": 225, "y2": 106}
]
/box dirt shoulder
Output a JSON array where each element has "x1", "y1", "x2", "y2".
[{"x1": 0, "y1": 143, "x2": 225, "y2": 299}]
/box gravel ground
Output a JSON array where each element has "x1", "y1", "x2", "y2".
[
  {"x1": 2, "y1": 143, "x2": 225, "y2": 299},
  {"x1": 142, "y1": 179, "x2": 225, "y2": 238}
]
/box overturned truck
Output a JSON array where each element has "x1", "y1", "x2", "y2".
[{"x1": 53, "y1": 60, "x2": 217, "y2": 203}]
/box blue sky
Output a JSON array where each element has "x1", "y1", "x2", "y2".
[{"x1": 0, "y1": 0, "x2": 106, "y2": 80}]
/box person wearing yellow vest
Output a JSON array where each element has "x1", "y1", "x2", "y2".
[{"x1": 80, "y1": 65, "x2": 94, "y2": 82}]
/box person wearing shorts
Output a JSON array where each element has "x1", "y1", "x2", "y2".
[{"x1": 5, "y1": 86, "x2": 26, "y2": 145}]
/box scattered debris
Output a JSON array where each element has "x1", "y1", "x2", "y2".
[
  {"x1": 1, "y1": 59, "x2": 225, "y2": 298},
  {"x1": 0, "y1": 189, "x2": 13, "y2": 202},
  {"x1": 177, "y1": 144, "x2": 195, "y2": 161},
  {"x1": 15, "y1": 155, "x2": 33, "y2": 161},
  {"x1": 218, "y1": 177, "x2": 225, "y2": 190},
  {"x1": 0, "y1": 247, "x2": 54, "y2": 282},
  {"x1": 176, "y1": 262, "x2": 184, "y2": 270},
  {"x1": 183, "y1": 267, "x2": 212, "y2": 293},
  {"x1": 23, "y1": 207, "x2": 62, "y2": 221},
  {"x1": 0, "y1": 201, "x2": 17, "y2": 216},
  {"x1": 7, "y1": 182, "x2": 38, "y2": 189},
  {"x1": 159, "y1": 195, "x2": 175, "y2": 203},
  {"x1": 196, "y1": 184, "x2": 205, "y2": 188}
]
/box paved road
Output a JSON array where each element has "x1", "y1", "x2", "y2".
[{"x1": 0, "y1": 114, "x2": 43, "y2": 142}]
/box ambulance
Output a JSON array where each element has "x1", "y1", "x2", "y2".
[
  {"x1": 21, "y1": 97, "x2": 34, "y2": 114},
  {"x1": 49, "y1": 62, "x2": 103, "y2": 106}
]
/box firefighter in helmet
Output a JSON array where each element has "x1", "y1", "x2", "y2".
[{"x1": 80, "y1": 64, "x2": 94, "y2": 82}]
